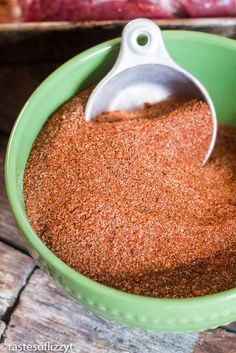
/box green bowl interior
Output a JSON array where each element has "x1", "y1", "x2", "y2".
[{"x1": 5, "y1": 31, "x2": 236, "y2": 332}]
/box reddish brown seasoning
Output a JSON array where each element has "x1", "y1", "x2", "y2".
[{"x1": 24, "y1": 88, "x2": 236, "y2": 298}]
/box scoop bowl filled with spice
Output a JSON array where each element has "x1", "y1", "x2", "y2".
[
  {"x1": 85, "y1": 19, "x2": 217, "y2": 165},
  {"x1": 5, "y1": 30, "x2": 236, "y2": 332}
]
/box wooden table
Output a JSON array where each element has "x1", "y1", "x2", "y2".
[{"x1": 0, "y1": 30, "x2": 236, "y2": 353}]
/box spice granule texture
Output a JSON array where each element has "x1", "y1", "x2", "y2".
[{"x1": 24, "y1": 88, "x2": 236, "y2": 298}]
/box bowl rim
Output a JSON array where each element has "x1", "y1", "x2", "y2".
[{"x1": 5, "y1": 30, "x2": 236, "y2": 309}]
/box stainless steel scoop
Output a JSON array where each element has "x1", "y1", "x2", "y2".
[{"x1": 85, "y1": 18, "x2": 217, "y2": 164}]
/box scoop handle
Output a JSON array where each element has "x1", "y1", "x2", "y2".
[{"x1": 108, "y1": 19, "x2": 177, "y2": 79}]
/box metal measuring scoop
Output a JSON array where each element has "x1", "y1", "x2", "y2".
[{"x1": 85, "y1": 18, "x2": 217, "y2": 164}]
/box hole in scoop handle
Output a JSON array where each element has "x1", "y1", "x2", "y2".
[{"x1": 111, "y1": 18, "x2": 176, "y2": 76}]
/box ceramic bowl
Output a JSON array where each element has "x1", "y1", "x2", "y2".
[{"x1": 5, "y1": 31, "x2": 236, "y2": 332}]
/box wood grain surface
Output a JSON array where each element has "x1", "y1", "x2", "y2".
[
  {"x1": 195, "y1": 329, "x2": 236, "y2": 353},
  {"x1": 0, "y1": 321, "x2": 6, "y2": 340},
  {"x1": 2, "y1": 269, "x2": 199, "y2": 353},
  {"x1": 0, "y1": 135, "x2": 26, "y2": 250},
  {"x1": 0, "y1": 241, "x2": 35, "y2": 318}
]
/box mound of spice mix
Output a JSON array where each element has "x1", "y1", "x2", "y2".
[{"x1": 24, "y1": 88, "x2": 236, "y2": 298}]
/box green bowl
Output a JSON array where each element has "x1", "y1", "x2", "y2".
[{"x1": 5, "y1": 31, "x2": 236, "y2": 332}]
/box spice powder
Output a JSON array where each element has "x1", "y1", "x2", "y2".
[{"x1": 24, "y1": 88, "x2": 236, "y2": 298}]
